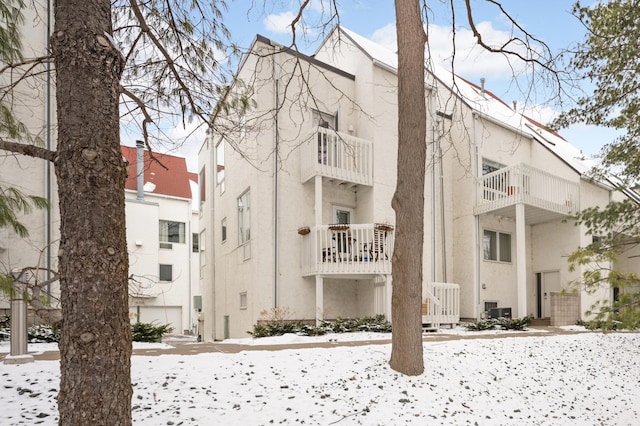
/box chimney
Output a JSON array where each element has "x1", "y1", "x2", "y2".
[
  {"x1": 480, "y1": 78, "x2": 486, "y2": 97},
  {"x1": 135, "y1": 140, "x2": 144, "y2": 201}
]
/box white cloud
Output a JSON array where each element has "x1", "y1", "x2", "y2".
[
  {"x1": 371, "y1": 21, "x2": 536, "y2": 81},
  {"x1": 371, "y1": 23, "x2": 397, "y2": 51},
  {"x1": 263, "y1": 11, "x2": 297, "y2": 34}
]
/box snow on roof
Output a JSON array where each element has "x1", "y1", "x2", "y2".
[
  {"x1": 121, "y1": 145, "x2": 196, "y2": 200},
  {"x1": 337, "y1": 26, "x2": 596, "y2": 177}
]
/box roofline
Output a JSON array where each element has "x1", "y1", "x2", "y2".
[{"x1": 251, "y1": 34, "x2": 355, "y2": 81}]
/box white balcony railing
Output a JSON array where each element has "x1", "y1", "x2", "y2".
[
  {"x1": 422, "y1": 282, "x2": 460, "y2": 328},
  {"x1": 474, "y1": 163, "x2": 580, "y2": 216},
  {"x1": 300, "y1": 127, "x2": 373, "y2": 186},
  {"x1": 300, "y1": 223, "x2": 394, "y2": 276}
]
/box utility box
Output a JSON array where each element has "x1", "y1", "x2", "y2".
[{"x1": 489, "y1": 307, "x2": 512, "y2": 319}]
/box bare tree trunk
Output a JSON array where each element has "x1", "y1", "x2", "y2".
[
  {"x1": 389, "y1": 0, "x2": 427, "y2": 376},
  {"x1": 51, "y1": 0, "x2": 132, "y2": 424}
]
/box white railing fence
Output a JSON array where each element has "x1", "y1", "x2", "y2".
[
  {"x1": 300, "y1": 127, "x2": 373, "y2": 186},
  {"x1": 300, "y1": 223, "x2": 394, "y2": 276},
  {"x1": 422, "y1": 282, "x2": 460, "y2": 328},
  {"x1": 475, "y1": 163, "x2": 580, "y2": 215}
]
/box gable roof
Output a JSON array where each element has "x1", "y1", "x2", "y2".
[
  {"x1": 121, "y1": 145, "x2": 195, "y2": 200},
  {"x1": 334, "y1": 26, "x2": 597, "y2": 177}
]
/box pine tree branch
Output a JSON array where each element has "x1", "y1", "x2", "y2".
[{"x1": 0, "y1": 139, "x2": 56, "y2": 162}]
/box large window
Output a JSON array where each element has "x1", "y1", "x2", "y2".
[
  {"x1": 159, "y1": 220, "x2": 185, "y2": 246},
  {"x1": 238, "y1": 190, "x2": 250, "y2": 259},
  {"x1": 483, "y1": 230, "x2": 512, "y2": 262},
  {"x1": 159, "y1": 264, "x2": 173, "y2": 282},
  {"x1": 216, "y1": 140, "x2": 225, "y2": 194}
]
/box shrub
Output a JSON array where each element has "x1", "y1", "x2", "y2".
[
  {"x1": 131, "y1": 322, "x2": 173, "y2": 342},
  {"x1": 464, "y1": 319, "x2": 497, "y2": 331},
  {"x1": 496, "y1": 315, "x2": 532, "y2": 331},
  {"x1": 464, "y1": 315, "x2": 531, "y2": 332},
  {"x1": 248, "y1": 314, "x2": 392, "y2": 338},
  {"x1": 28, "y1": 324, "x2": 60, "y2": 343}
]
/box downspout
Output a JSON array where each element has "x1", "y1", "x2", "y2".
[
  {"x1": 430, "y1": 90, "x2": 437, "y2": 283},
  {"x1": 187, "y1": 200, "x2": 192, "y2": 334},
  {"x1": 208, "y1": 131, "x2": 217, "y2": 341},
  {"x1": 273, "y1": 46, "x2": 280, "y2": 309},
  {"x1": 45, "y1": 0, "x2": 52, "y2": 297},
  {"x1": 439, "y1": 131, "x2": 447, "y2": 282},
  {"x1": 473, "y1": 112, "x2": 481, "y2": 320},
  {"x1": 135, "y1": 140, "x2": 145, "y2": 200}
]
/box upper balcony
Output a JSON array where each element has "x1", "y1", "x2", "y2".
[
  {"x1": 300, "y1": 223, "x2": 394, "y2": 277},
  {"x1": 300, "y1": 127, "x2": 373, "y2": 187},
  {"x1": 474, "y1": 163, "x2": 580, "y2": 223}
]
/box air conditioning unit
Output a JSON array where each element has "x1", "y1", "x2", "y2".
[
  {"x1": 489, "y1": 307, "x2": 512, "y2": 319},
  {"x1": 159, "y1": 242, "x2": 173, "y2": 249}
]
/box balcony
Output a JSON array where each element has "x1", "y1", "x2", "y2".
[
  {"x1": 300, "y1": 127, "x2": 373, "y2": 186},
  {"x1": 474, "y1": 163, "x2": 580, "y2": 223},
  {"x1": 300, "y1": 223, "x2": 394, "y2": 277}
]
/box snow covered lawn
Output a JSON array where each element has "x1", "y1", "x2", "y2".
[{"x1": 1, "y1": 330, "x2": 639, "y2": 425}]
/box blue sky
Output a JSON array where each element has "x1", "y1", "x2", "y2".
[{"x1": 161, "y1": 1, "x2": 617, "y2": 167}]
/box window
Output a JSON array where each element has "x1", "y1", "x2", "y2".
[
  {"x1": 239, "y1": 292, "x2": 247, "y2": 310},
  {"x1": 159, "y1": 264, "x2": 173, "y2": 282},
  {"x1": 482, "y1": 158, "x2": 506, "y2": 200},
  {"x1": 199, "y1": 231, "x2": 206, "y2": 278},
  {"x1": 238, "y1": 190, "x2": 250, "y2": 259},
  {"x1": 192, "y1": 233, "x2": 199, "y2": 253},
  {"x1": 199, "y1": 166, "x2": 206, "y2": 209},
  {"x1": 313, "y1": 109, "x2": 339, "y2": 166},
  {"x1": 483, "y1": 230, "x2": 512, "y2": 262},
  {"x1": 482, "y1": 158, "x2": 504, "y2": 176},
  {"x1": 216, "y1": 141, "x2": 225, "y2": 194},
  {"x1": 312, "y1": 109, "x2": 337, "y2": 130},
  {"x1": 221, "y1": 217, "x2": 227, "y2": 243},
  {"x1": 159, "y1": 220, "x2": 185, "y2": 245}
]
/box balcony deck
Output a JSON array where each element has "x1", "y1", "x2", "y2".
[
  {"x1": 300, "y1": 224, "x2": 394, "y2": 277},
  {"x1": 300, "y1": 127, "x2": 373, "y2": 186},
  {"x1": 474, "y1": 163, "x2": 580, "y2": 224}
]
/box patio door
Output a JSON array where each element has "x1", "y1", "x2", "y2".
[
  {"x1": 333, "y1": 206, "x2": 353, "y2": 225},
  {"x1": 332, "y1": 206, "x2": 354, "y2": 260},
  {"x1": 537, "y1": 270, "x2": 560, "y2": 318}
]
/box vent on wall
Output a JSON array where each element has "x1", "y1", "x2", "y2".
[{"x1": 159, "y1": 242, "x2": 173, "y2": 250}]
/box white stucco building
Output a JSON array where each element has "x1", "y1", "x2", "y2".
[
  {"x1": 201, "y1": 27, "x2": 638, "y2": 341},
  {"x1": 122, "y1": 143, "x2": 201, "y2": 335},
  {"x1": 1, "y1": 2, "x2": 202, "y2": 335}
]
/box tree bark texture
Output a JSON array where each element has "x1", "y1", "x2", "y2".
[
  {"x1": 51, "y1": 0, "x2": 132, "y2": 424},
  {"x1": 389, "y1": 0, "x2": 427, "y2": 376}
]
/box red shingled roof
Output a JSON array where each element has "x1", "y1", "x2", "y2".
[{"x1": 121, "y1": 145, "x2": 195, "y2": 199}]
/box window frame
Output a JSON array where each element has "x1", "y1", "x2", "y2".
[
  {"x1": 483, "y1": 229, "x2": 512, "y2": 263},
  {"x1": 221, "y1": 217, "x2": 227, "y2": 243},
  {"x1": 159, "y1": 220, "x2": 186, "y2": 245},
  {"x1": 192, "y1": 232, "x2": 199, "y2": 253},
  {"x1": 237, "y1": 189, "x2": 251, "y2": 260},
  {"x1": 159, "y1": 264, "x2": 173, "y2": 282}
]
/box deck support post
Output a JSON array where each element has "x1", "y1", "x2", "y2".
[
  {"x1": 516, "y1": 203, "x2": 527, "y2": 318},
  {"x1": 385, "y1": 274, "x2": 392, "y2": 322},
  {"x1": 315, "y1": 275, "x2": 324, "y2": 326}
]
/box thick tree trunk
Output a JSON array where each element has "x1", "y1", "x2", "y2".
[
  {"x1": 51, "y1": 1, "x2": 132, "y2": 424},
  {"x1": 389, "y1": 0, "x2": 427, "y2": 376}
]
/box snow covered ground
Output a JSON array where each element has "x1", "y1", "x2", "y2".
[{"x1": 1, "y1": 328, "x2": 639, "y2": 425}]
